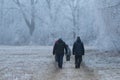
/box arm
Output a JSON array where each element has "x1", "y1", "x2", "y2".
[
  {"x1": 64, "y1": 43, "x2": 68, "y2": 55},
  {"x1": 72, "y1": 43, "x2": 75, "y2": 55},
  {"x1": 82, "y1": 42, "x2": 85, "y2": 55},
  {"x1": 53, "y1": 43, "x2": 57, "y2": 55}
]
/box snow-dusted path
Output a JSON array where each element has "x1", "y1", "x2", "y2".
[
  {"x1": 33, "y1": 55, "x2": 98, "y2": 80},
  {"x1": 0, "y1": 46, "x2": 98, "y2": 80}
]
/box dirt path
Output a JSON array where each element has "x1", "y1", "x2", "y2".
[{"x1": 32, "y1": 56, "x2": 98, "y2": 80}]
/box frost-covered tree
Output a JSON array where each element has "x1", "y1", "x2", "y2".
[
  {"x1": 45, "y1": 0, "x2": 62, "y2": 40},
  {"x1": 65, "y1": 0, "x2": 80, "y2": 40},
  {"x1": 0, "y1": 0, "x2": 120, "y2": 52},
  {"x1": 94, "y1": 0, "x2": 120, "y2": 51},
  {"x1": 13, "y1": 0, "x2": 38, "y2": 36}
]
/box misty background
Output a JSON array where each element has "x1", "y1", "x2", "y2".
[{"x1": 0, "y1": 0, "x2": 120, "y2": 51}]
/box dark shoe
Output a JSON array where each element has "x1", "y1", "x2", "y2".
[
  {"x1": 78, "y1": 65, "x2": 80, "y2": 68},
  {"x1": 58, "y1": 64, "x2": 62, "y2": 69},
  {"x1": 59, "y1": 67, "x2": 62, "y2": 69},
  {"x1": 78, "y1": 66, "x2": 80, "y2": 68},
  {"x1": 59, "y1": 66, "x2": 62, "y2": 69},
  {"x1": 75, "y1": 65, "x2": 78, "y2": 68}
]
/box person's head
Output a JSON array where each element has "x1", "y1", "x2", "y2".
[
  {"x1": 58, "y1": 38, "x2": 63, "y2": 42},
  {"x1": 58, "y1": 38, "x2": 62, "y2": 41},
  {"x1": 76, "y1": 36, "x2": 81, "y2": 42}
]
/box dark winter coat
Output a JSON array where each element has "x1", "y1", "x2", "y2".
[
  {"x1": 53, "y1": 39, "x2": 67, "y2": 55},
  {"x1": 73, "y1": 38, "x2": 84, "y2": 55}
]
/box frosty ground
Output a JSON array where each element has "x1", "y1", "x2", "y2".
[{"x1": 0, "y1": 46, "x2": 120, "y2": 80}]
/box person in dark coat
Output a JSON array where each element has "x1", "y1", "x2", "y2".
[
  {"x1": 73, "y1": 36, "x2": 85, "y2": 68},
  {"x1": 53, "y1": 38, "x2": 67, "y2": 68}
]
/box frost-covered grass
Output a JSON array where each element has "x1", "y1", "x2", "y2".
[
  {"x1": 0, "y1": 46, "x2": 120, "y2": 80},
  {"x1": 0, "y1": 46, "x2": 53, "y2": 80},
  {"x1": 84, "y1": 50, "x2": 120, "y2": 80}
]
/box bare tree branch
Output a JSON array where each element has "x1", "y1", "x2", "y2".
[
  {"x1": 13, "y1": 0, "x2": 20, "y2": 6},
  {"x1": 66, "y1": 0, "x2": 81, "y2": 39},
  {"x1": 35, "y1": 0, "x2": 38, "y2": 4},
  {"x1": 13, "y1": 0, "x2": 36, "y2": 35},
  {"x1": 54, "y1": 0, "x2": 63, "y2": 21},
  {"x1": 46, "y1": 0, "x2": 51, "y2": 10}
]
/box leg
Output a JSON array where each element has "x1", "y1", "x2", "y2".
[
  {"x1": 57, "y1": 55, "x2": 60, "y2": 67},
  {"x1": 78, "y1": 55, "x2": 82, "y2": 68},
  {"x1": 58, "y1": 55, "x2": 64, "y2": 68},
  {"x1": 75, "y1": 55, "x2": 78, "y2": 68}
]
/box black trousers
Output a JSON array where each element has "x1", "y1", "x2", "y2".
[
  {"x1": 75, "y1": 55, "x2": 82, "y2": 68},
  {"x1": 56, "y1": 54, "x2": 64, "y2": 68}
]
